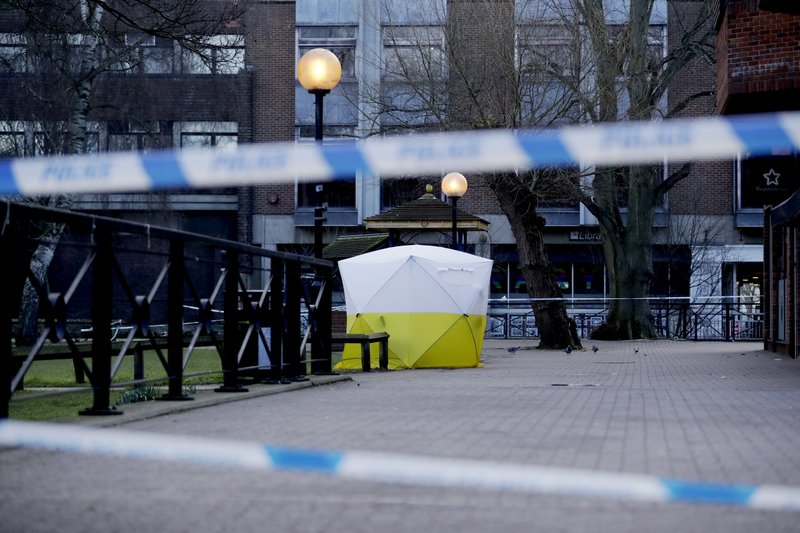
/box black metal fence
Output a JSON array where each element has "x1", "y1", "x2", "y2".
[
  {"x1": 1, "y1": 201, "x2": 333, "y2": 418},
  {"x1": 486, "y1": 298, "x2": 763, "y2": 341}
]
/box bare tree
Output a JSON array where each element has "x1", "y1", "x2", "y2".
[
  {"x1": 363, "y1": 0, "x2": 714, "y2": 343},
  {"x1": 568, "y1": 0, "x2": 715, "y2": 338},
  {"x1": 1, "y1": 0, "x2": 244, "y2": 343}
]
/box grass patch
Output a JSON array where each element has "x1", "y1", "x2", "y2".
[
  {"x1": 18, "y1": 346, "x2": 224, "y2": 387},
  {"x1": 9, "y1": 389, "x2": 126, "y2": 421},
  {"x1": 9, "y1": 347, "x2": 226, "y2": 421}
]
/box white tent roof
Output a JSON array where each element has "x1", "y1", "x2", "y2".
[{"x1": 339, "y1": 245, "x2": 493, "y2": 315}]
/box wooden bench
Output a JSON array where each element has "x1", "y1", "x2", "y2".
[{"x1": 331, "y1": 332, "x2": 390, "y2": 372}]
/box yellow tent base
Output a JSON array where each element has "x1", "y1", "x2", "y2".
[{"x1": 334, "y1": 312, "x2": 486, "y2": 370}]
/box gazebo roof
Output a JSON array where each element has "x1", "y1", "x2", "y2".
[
  {"x1": 364, "y1": 188, "x2": 489, "y2": 232},
  {"x1": 322, "y1": 233, "x2": 388, "y2": 260}
]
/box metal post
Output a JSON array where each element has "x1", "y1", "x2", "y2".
[
  {"x1": 284, "y1": 260, "x2": 305, "y2": 380},
  {"x1": 311, "y1": 264, "x2": 333, "y2": 375},
  {"x1": 161, "y1": 239, "x2": 192, "y2": 400},
  {"x1": 725, "y1": 301, "x2": 731, "y2": 342},
  {"x1": 216, "y1": 250, "x2": 248, "y2": 392},
  {"x1": 0, "y1": 205, "x2": 13, "y2": 418},
  {"x1": 314, "y1": 91, "x2": 325, "y2": 259},
  {"x1": 133, "y1": 344, "x2": 144, "y2": 388},
  {"x1": 81, "y1": 226, "x2": 121, "y2": 416},
  {"x1": 266, "y1": 259, "x2": 286, "y2": 383},
  {"x1": 451, "y1": 196, "x2": 458, "y2": 250}
]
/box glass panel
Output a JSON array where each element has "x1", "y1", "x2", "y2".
[
  {"x1": 0, "y1": 133, "x2": 24, "y2": 157},
  {"x1": 214, "y1": 134, "x2": 238, "y2": 151},
  {"x1": 383, "y1": 26, "x2": 444, "y2": 80},
  {"x1": 108, "y1": 134, "x2": 139, "y2": 151},
  {"x1": 299, "y1": 44, "x2": 355, "y2": 78},
  {"x1": 381, "y1": 177, "x2": 431, "y2": 208},
  {"x1": 181, "y1": 134, "x2": 213, "y2": 148},
  {"x1": 182, "y1": 49, "x2": 210, "y2": 74},
  {"x1": 143, "y1": 46, "x2": 173, "y2": 74},
  {"x1": 0, "y1": 34, "x2": 26, "y2": 72},
  {"x1": 573, "y1": 263, "x2": 605, "y2": 296},
  {"x1": 299, "y1": 27, "x2": 356, "y2": 39},
  {"x1": 215, "y1": 47, "x2": 245, "y2": 74},
  {"x1": 298, "y1": 180, "x2": 355, "y2": 208},
  {"x1": 740, "y1": 153, "x2": 799, "y2": 209}
]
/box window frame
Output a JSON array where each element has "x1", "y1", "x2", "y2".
[{"x1": 297, "y1": 26, "x2": 357, "y2": 81}]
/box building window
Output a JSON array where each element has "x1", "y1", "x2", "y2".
[
  {"x1": 110, "y1": 34, "x2": 174, "y2": 74},
  {"x1": 737, "y1": 152, "x2": 799, "y2": 210},
  {"x1": 294, "y1": 125, "x2": 356, "y2": 140},
  {"x1": 517, "y1": 24, "x2": 577, "y2": 82},
  {"x1": 606, "y1": 24, "x2": 666, "y2": 119},
  {"x1": 0, "y1": 33, "x2": 26, "y2": 72},
  {"x1": 66, "y1": 34, "x2": 93, "y2": 74},
  {"x1": 108, "y1": 121, "x2": 172, "y2": 152},
  {"x1": 297, "y1": 26, "x2": 356, "y2": 79},
  {"x1": 180, "y1": 122, "x2": 238, "y2": 150},
  {"x1": 295, "y1": 127, "x2": 356, "y2": 209},
  {"x1": 181, "y1": 35, "x2": 244, "y2": 74},
  {"x1": 34, "y1": 123, "x2": 99, "y2": 155},
  {"x1": 383, "y1": 26, "x2": 445, "y2": 80},
  {"x1": 381, "y1": 176, "x2": 433, "y2": 209},
  {"x1": 0, "y1": 121, "x2": 25, "y2": 157}
]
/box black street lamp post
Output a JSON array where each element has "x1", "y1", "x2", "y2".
[
  {"x1": 297, "y1": 48, "x2": 342, "y2": 258},
  {"x1": 441, "y1": 172, "x2": 468, "y2": 250}
]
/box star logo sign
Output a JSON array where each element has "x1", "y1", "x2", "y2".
[{"x1": 763, "y1": 169, "x2": 781, "y2": 186}]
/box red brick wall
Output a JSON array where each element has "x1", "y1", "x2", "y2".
[
  {"x1": 669, "y1": 1, "x2": 734, "y2": 216},
  {"x1": 717, "y1": 0, "x2": 800, "y2": 113},
  {"x1": 245, "y1": 0, "x2": 296, "y2": 218}
]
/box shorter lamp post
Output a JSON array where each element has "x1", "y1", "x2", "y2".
[
  {"x1": 297, "y1": 48, "x2": 342, "y2": 258},
  {"x1": 441, "y1": 172, "x2": 468, "y2": 250}
]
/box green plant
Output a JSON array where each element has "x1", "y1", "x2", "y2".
[{"x1": 113, "y1": 385, "x2": 159, "y2": 407}]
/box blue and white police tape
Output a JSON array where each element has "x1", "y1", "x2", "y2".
[
  {"x1": 1, "y1": 112, "x2": 799, "y2": 197},
  {"x1": 1, "y1": 419, "x2": 799, "y2": 511}
]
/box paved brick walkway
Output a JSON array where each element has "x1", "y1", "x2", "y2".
[{"x1": 2, "y1": 339, "x2": 800, "y2": 532}]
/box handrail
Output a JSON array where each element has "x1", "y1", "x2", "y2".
[{"x1": 1, "y1": 201, "x2": 334, "y2": 418}]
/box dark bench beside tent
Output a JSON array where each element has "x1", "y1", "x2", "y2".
[{"x1": 331, "y1": 332, "x2": 390, "y2": 371}]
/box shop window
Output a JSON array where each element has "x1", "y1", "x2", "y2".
[{"x1": 738, "y1": 152, "x2": 799, "y2": 210}]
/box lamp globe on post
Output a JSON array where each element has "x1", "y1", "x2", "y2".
[
  {"x1": 297, "y1": 48, "x2": 342, "y2": 258},
  {"x1": 441, "y1": 172, "x2": 468, "y2": 250}
]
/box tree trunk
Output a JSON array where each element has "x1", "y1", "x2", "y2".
[
  {"x1": 592, "y1": 165, "x2": 659, "y2": 340},
  {"x1": 490, "y1": 174, "x2": 581, "y2": 349},
  {"x1": 17, "y1": 237, "x2": 59, "y2": 345}
]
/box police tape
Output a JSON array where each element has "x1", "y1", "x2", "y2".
[
  {"x1": 1, "y1": 419, "x2": 799, "y2": 511},
  {"x1": 1, "y1": 112, "x2": 799, "y2": 197}
]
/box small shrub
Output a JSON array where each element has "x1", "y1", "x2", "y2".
[{"x1": 113, "y1": 385, "x2": 159, "y2": 407}]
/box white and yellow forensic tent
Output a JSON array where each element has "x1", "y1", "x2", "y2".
[{"x1": 336, "y1": 245, "x2": 493, "y2": 370}]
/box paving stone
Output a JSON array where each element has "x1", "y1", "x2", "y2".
[{"x1": 2, "y1": 339, "x2": 800, "y2": 532}]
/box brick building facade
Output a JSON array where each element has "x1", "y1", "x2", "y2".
[
  {"x1": 293, "y1": 0, "x2": 761, "y2": 309},
  {"x1": 3, "y1": 0, "x2": 791, "y2": 328},
  {"x1": 714, "y1": 0, "x2": 800, "y2": 356},
  {"x1": 0, "y1": 0, "x2": 296, "y2": 247}
]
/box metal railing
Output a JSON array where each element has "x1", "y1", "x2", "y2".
[
  {"x1": 485, "y1": 297, "x2": 763, "y2": 341},
  {"x1": 1, "y1": 201, "x2": 334, "y2": 418}
]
